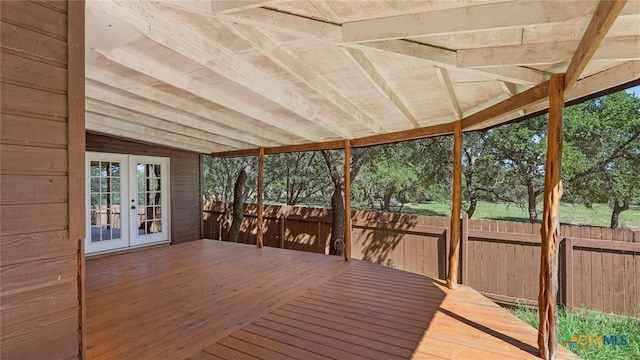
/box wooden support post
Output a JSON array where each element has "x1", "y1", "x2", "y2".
[
  {"x1": 538, "y1": 74, "x2": 565, "y2": 360},
  {"x1": 256, "y1": 147, "x2": 264, "y2": 248},
  {"x1": 447, "y1": 120, "x2": 463, "y2": 289},
  {"x1": 344, "y1": 140, "x2": 352, "y2": 261}
]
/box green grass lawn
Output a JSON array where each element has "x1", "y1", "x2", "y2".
[
  {"x1": 391, "y1": 201, "x2": 640, "y2": 231},
  {"x1": 511, "y1": 305, "x2": 640, "y2": 360}
]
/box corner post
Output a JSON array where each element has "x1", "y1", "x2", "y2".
[
  {"x1": 257, "y1": 147, "x2": 264, "y2": 248},
  {"x1": 344, "y1": 140, "x2": 352, "y2": 261},
  {"x1": 446, "y1": 120, "x2": 463, "y2": 289},
  {"x1": 538, "y1": 73, "x2": 565, "y2": 360}
]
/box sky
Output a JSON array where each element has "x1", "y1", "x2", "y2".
[{"x1": 625, "y1": 85, "x2": 640, "y2": 97}]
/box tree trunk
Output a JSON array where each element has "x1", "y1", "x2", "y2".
[
  {"x1": 466, "y1": 196, "x2": 477, "y2": 218},
  {"x1": 463, "y1": 148, "x2": 477, "y2": 218},
  {"x1": 610, "y1": 198, "x2": 630, "y2": 229},
  {"x1": 228, "y1": 168, "x2": 247, "y2": 243},
  {"x1": 382, "y1": 186, "x2": 394, "y2": 211},
  {"x1": 527, "y1": 180, "x2": 538, "y2": 223}
]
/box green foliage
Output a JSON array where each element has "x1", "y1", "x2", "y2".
[
  {"x1": 563, "y1": 92, "x2": 640, "y2": 215},
  {"x1": 263, "y1": 152, "x2": 331, "y2": 205},
  {"x1": 511, "y1": 305, "x2": 640, "y2": 360},
  {"x1": 203, "y1": 156, "x2": 256, "y2": 202}
]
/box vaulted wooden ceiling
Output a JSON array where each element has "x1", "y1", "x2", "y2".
[{"x1": 85, "y1": 0, "x2": 640, "y2": 154}]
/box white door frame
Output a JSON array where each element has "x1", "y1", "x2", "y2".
[
  {"x1": 85, "y1": 152, "x2": 171, "y2": 255},
  {"x1": 129, "y1": 155, "x2": 170, "y2": 247}
]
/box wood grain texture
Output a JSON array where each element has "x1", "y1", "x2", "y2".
[
  {"x1": 0, "y1": 2, "x2": 81, "y2": 358},
  {"x1": 538, "y1": 74, "x2": 564, "y2": 360},
  {"x1": 94, "y1": 241, "x2": 581, "y2": 360},
  {"x1": 447, "y1": 121, "x2": 462, "y2": 289}
]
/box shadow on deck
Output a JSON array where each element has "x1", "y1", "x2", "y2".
[{"x1": 86, "y1": 240, "x2": 578, "y2": 360}]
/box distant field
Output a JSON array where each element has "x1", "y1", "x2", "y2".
[{"x1": 391, "y1": 201, "x2": 640, "y2": 231}]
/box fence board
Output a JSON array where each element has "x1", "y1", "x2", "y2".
[{"x1": 203, "y1": 201, "x2": 640, "y2": 315}]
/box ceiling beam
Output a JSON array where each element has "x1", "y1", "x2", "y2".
[
  {"x1": 228, "y1": 22, "x2": 387, "y2": 133},
  {"x1": 565, "y1": 0, "x2": 628, "y2": 89},
  {"x1": 210, "y1": 139, "x2": 348, "y2": 158},
  {"x1": 85, "y1": 97, "x2": 247, "y2": 150},
  {"x1": 86, "y1": 65, "x2": 289, "y2": 146},
  {"x1": 461, "y1": 80, "x2": 550, "y2": 130},
  {"x1": 458, "y1": 36, "x2": 640, "y2": 68},
  {"x1": 106, "y1": 0, "x2": 353, "y2": 139},
  {"x1": 98, "y1": 48, "x2": 320, "y2": 142},
  {"x1": 361, "y1": 40, "x2": 545, "y2": 85},
  {"x1": 219, "y1": 7, "x2": 342, "y2": 42},
  {"x1": 342, "y1": 47, "x2": 419, "y2": 128},
  {"x1": 86, "y1": 114, "x2": 216, "y2": 154},
  {"x1": 220, "y1": 8, "x2": 544, "y2": 85},
  {"x1": 161, "y1": 0, "x2": 286, "y2": 15},
  {"x1": 342, "y1": 1, "x2": 595, "y2": 43},
  {"x1": 434, "y1": 67, "x2": 464, "y2": 120}
]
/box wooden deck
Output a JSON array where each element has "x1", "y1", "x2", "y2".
[{"x1": 86, "y1": 240, "x2": 579, "y2": 360}]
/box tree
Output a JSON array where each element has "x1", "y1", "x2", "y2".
[
  {"x1": 486, "y1": 116, "x2": 548, "y2": 223},
  {"x1": 203, "y1": 156, "x2": 256, "y2": 202},
  {"x1": 563, "y1": 91, "x2": 640, "y2": 228},
  {"x1": 263, "y1": 152, "x2": 331, "y2": 205},
  {"x1": 321, "y1": 147, "x2": 372, "y2": 256},
  {"x1": 357, "y1": 137, "x2": 452, "y2": 212},
  {"x1": 228, "y1": 165, "x2": 250, "y2": 242}
]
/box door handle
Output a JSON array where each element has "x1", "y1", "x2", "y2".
[{"x1": 131, "y1": 206, "x2": 136, "y2": 210}]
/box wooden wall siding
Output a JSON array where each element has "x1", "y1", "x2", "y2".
[
  {"x1": 1, "y1": 1, "x2": 83, "y2": 359},
  {"x1": 204, "y1": 201, "x2": 640, "y2": 316},
  {"x1": 86, "y1": 133, "x2": 202, "y2": 244}
]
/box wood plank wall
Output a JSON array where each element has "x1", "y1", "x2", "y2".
[
  {"x1": 86, "y1": 133, "x2": 202, "y2": 244},
  {"x1": 1, "y1": 1, "x2": 83, "y2": 359}
]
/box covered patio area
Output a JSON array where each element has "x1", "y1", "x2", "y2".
[{"x1": 86, "y1": 240, "x2": 579, "y2": 360}]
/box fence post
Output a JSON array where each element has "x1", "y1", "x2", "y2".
[
  {"x1": 279, "y1": 215, "x2": 285, "y2": 249},
  {"x1": 461, "y1": 214, "x2": 469, "y2": 285},
  {"x1": 564, "y1": 238, "x2": 574, "y2": 308}
]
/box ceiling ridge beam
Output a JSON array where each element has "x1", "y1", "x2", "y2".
[
  {"x1": 110, "y1": 0, "x2": 354, "y2": 139},
  {"x1": 565, "y1": 0, "x2": 628, "y2": 89},
  {"x1": 227, "y1": 22, "x2": 387, "y2": 133},
  {"x1": 342, "y1": 1, "x2": 597, "y2": 43},
  {"x1": 85, "y1": 98, "x2": 248, "y2": 150},
  {"x1": 161, "y1": 0, "x2": 287, "y2": 15},
  {"x1": 97, "y1": 47, "x2": 321, "y2": 142},
  {"x1": 85, "y1": 64, "x2": 291, "y2": 146},
  {"x1": 342, "y1": 47, "x2": 419, "y2": 128}
]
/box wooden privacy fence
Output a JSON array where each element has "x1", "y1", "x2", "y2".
[{"x1": 203, "y1": 200, "x2": 640, "y2": 316}]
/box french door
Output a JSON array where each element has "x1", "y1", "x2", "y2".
[{"x1": 86, "y1": 152, "x2": 170, "y2": 254}]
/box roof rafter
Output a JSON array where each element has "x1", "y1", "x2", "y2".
[
  {"x1": 86, "y1": 113, "x2": 219, "y2": 153},
  {"x1": 434, "y1": 67, "x2": 464, "y2": 120},
  {"x1": 98, "y1": 47, "x2": 321, "y2": 142},
  {"x1": 86, "y1": 87, "x2": 255, "y2": 150},
  {"x1": 161, "y1": 0, "x2": 287, "y2": 15},
  {"x1": 99, "y1": 1, "x2": 354, "y2": 139},
  {"x1": 565, "y1": 0, "x2": 628, "y2": 89},
  {"x1": 86, "y1": 100, "x2": 242, "y2": 150},
  {"x1": 227, "y1": 22, "x2": 387, "y2": 134},
  {"x1": 342, "y1": 1, "x2": 596, "y2": 43},
  {"x1": 86, "y1": 64, "x2": 289, "y2": 146},
  {"x1": 342, "y1": 47, "x2": 419, "y2": 128}
]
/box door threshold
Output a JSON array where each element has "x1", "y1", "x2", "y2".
[{"x1": 85, "y1": 241, "x2": 170, "y2": 259}]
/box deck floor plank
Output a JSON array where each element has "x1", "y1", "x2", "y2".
[{"x1": 86, "y1": 240, "x2": 579, "y2": 360}]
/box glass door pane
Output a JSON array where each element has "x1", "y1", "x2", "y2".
[
  {"x1": 130, "y1": 156, "x2": 168, "y2": 245},
  {"x1": 86, "y1": 153, "x2": 129, "y2": 254}
]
